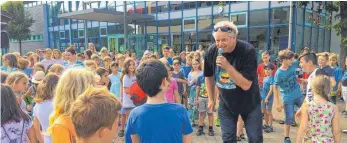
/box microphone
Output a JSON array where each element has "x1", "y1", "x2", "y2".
[{"x1": 216, "y1": 48, "x2": 224, "y2": 74}]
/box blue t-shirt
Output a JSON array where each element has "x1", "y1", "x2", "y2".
[
  {"x1": 167, "y1": 57, "x2": 173, "y2": 65},
  {"x1": 1, "y1": 66, "x2": 18, "y2": 73},
  {"x1": 274, "y1": 64, "x2": 302, "y2": 103},
  {"x1": 125, "y1": 103, "x2": 193, "y2": 143},
  {"x1": 22, "y1": 68, "x2": 33, "y2": 77},
  {"x1": 63, "y1": 60, "x2": 85, "y2": 69},
  {"x1": 332, "y1": 66, "x2": 343, "y2": 91},
  {"x1": 261, "y1": 76, "x2": 274, "y2": 100},
  {"x1": 342, "y1": 71, "x2": 347, "y2": 86},
  {"x1": 108, "y1": 73, "x2": 121, "y2": 99},
  {"x1": 180, "y1": 66, "x2": 192, "y2": 78}
]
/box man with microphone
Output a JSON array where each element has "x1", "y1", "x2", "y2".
[{"x1": 204, "y1": 21, "x2": 262, "y2": 143}]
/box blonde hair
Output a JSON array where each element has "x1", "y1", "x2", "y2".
[
  {"x1": 99, "y1": 47, "x2": 108, "y2": 55},
  {"x1": 85, "y1": 60, "x2": 97, "y2": 70},
  {"x1": 52, "y1": 49, "x2": 61, "y2": 59},
  {"x1": 49, "y1": 69, "x2": 96, "y2": 126},
  {"x1": 102, "y1": 56, "x2": 111, "y2": 62},
  {"x1": 311, "y1": 75, "x2": 331, "y2": 102},
  {"x1": 317, "y1": 52, "x2": 330, "y2": 60},
  {"x1": 70, "y1": 87, "x2": 121, "y2": 137},
  {"x1": 329, "y1": 53, "x2": 338, "y2": 60},
  {"x1": 48, "y1": 64, "x2": 64, "y2": 75},
  {"x1": 213, "y1": 21, "x2": 239, "y2": 36},
  {"x1": 18, "y1": 58, "x2": 30, "y2": 70},
  {"x1": 6, "y1": 71, "x2": 29, "y2": 89},
  {"x1": 91, "y1": 54, "x2": 100, "y2": 60}
]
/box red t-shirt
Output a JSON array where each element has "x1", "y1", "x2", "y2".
[{"x1": 257, "y1": 63, "x2": 277, "y2": 87}]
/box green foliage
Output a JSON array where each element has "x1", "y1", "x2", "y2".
[{"x1": 2, "y1": 1, "x2": 35, "y2": 54}]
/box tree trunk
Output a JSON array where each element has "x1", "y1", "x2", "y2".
[
  {"x1": 340, "y1": 2, "x2": 347, "y2": 70},
  {"x1": 19, "y1": 40, "x2": 22, "y2": 55}
]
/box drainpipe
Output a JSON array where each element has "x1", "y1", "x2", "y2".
[{"x1": 288, "y1": 1, "x2": 293, "y2": 49}]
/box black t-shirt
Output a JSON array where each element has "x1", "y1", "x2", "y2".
[{"x1": 204, "y1": 40, "x2": 261, "y2": 115}]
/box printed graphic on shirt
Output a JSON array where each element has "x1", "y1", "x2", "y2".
[
  {"x1": 199, "y1": 83, "x2": 208, "y2": 97},
  {"x1": 216, "y1": 69, "x2": 236, "y2": 89}
]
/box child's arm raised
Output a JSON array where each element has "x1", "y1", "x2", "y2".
[
  {"x1": 296, "y1": 103, "x2": 309, "y2": 143},
  {"x1": 332, "y1": 105, "x2": 341, "y2": 143}
]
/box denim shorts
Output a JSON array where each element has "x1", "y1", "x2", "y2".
[
  {"x1": 261, "y1": 99, "x2": 273, "y2": 110},
  {"x1": 283, "y1": 96, "x2": 304, "y2": 125}
]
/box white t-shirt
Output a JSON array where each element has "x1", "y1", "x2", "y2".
[
  {"x1": 33, "y1": 100, "x2": 53, "y2": 143},
  {"x1": 122, "y1": 75, "x2": 136, "y2": 108},
  {"x1": 305, "y1": 68, "x2": 317, "y2": 103}
]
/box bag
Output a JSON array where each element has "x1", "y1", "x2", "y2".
[
  {"x1": 129, "y1": 82, "x2": 147, "y2": 106},
  {"x1": 1, "y1": 120, "x2": 25, "y2": 143}
]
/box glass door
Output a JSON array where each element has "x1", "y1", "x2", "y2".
[{"x1": 108, "y1": 34, "x2": 125, "y2": 54}]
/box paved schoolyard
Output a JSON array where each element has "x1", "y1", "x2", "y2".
[{"x1": 114, "y1": 100, "x2": 347, "y2": 143}]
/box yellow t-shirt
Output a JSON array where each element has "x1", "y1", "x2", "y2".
[{"x1": 51, "y1": 115, "x2": 76, "y2": 143}]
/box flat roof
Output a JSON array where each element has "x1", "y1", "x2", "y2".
[{"x1": 58, "y1": 8, "x2": 154, "y2": 23}]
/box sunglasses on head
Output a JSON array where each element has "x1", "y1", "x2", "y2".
[{"x1": 213, "y1": 26, "x2": 235, "y2": 33}]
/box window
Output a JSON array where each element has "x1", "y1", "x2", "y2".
[
  {"x1": 78, "y1": 29, "x2": 84, "y2": 38},
  {"x1": 170, "y1": 1, "x2": 182, "y2": 11},
  {"x1": 60, "y1": 31, "x2": 65, "y2": 39},
  {"x1": 198, "y1": 1, "x2": 212, "y2": 8},
  {"x1": 297, "y1": 8, "x2": 304, "y2": 25},
  {"x1": 305, "y1": 10, "x2": 312, "y2": 25},
  {"x1": 249, "y1": 28, "x2": 268, "y2": 51},
  {"x1": 295, "y1": 26, "x2": 303, "y2": 53},
  {"x1": 213, "y1": 13, "x2": 229, "y2": 25},
  {"x1": 171, "y1": 33, "x2": 182, "y2": 53},
  {"x1": 249, "y1": 10, "x2": 269, "y2": 26},
  {"x1": 183, "y1": 2, "x2": 196, "y2": 10},
  {"x1": 198, "y1": 31, "x2": 213, "y2": 50},
  {"x1": 271, "y1": 26, "x2": 289, "y2": 53},
  {"x1": 92, "y1": 28, "x2": 99, "y2": 37},
  {"x1": 271, "y1": 8, "x2": 290, "y2": 24},
  {"x1": 324, "y1": 29, "x2": 330, "y2": 51},
  {"x1": 157, "y1": 1, "x2": 169, "y2": 13},
  {"x1": 183, "y1": 18, "x2": 196, "y2": 31},
  {"x1": 72, "y1": 29, "x2": 78, "y2": 39},
  {"x1": 198, "y1": 16, "x2": 212, "y2": 30},
  {"x1": 170, "y1": 19, "x2": 182, "y2": 32},
  {"x1": 318, "y1": 29, "x2": 324, "y2": 52},
  {"x1": 146, "y1": 1, "x2": 156, "y2": 14},
  {"x1": 237, "y1": 28, "x2": 247, "y2": 41},
  {"x1": 230, "y1": 13, "x2": 247, "y2": 26},
  {"x1": 183, "y1": 32, "x2": 197, "y2": 50},
  {"x1": 159, "y1": 35, "x2": 169, "y2": 51},
  {"x1": 65, "y1": 30, "x2": 70, "y2": 39},
  {"x1": 319, "y1": 15, "x2": 325, "y2": 26},
  {"x1": 303, "y1": 27, "x2": 311, "y2": 48},
  {"x1": 311, "y1": 28, "x2": 318, "y2": 51},
  {"x1": 100, "y1": 27, "x2": 107, "y2": 36}
]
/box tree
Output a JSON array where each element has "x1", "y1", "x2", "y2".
[
  {"x1": 1, "y1": 1, "x2": 34, "y2": 55},
  {"x1": 295, "y1": 1, "x2": 347, "y2": 69}
]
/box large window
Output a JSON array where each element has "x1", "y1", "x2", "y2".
[
  {"x1": 171, "y1": 33, "x2": 182, "y2": 54},
  {"x1": 249, "y1": 10, "x2": 269, "y2": 26},
  {"x1": 304, "y1": 27, "x2": 311, "y2": 48},
  {"x1": 297, "y1": 8, "x2": 304, "y2": 25},
  {"x1": 198, "y1": 1, "x2": 212, "y2": 8},
  {"x1": 170, "y1": 19, "x2": 182, "y2": 32},
  {"x1": 198, "y1": 31, "x2": 213, "y2": 50},
  {"x1": 270, "y1": 26, "x2": 289, "y2": 54},
  {"x1": 146, "y1": 34, "x2": 157, "y2": 52},
  {"x1": 324, "y1": 29, "x2": 330, "y2": 51},
  {"x1": 318, "y1": 29, "x2": 324, "y2": 52},
  {"x1": 183, "y1": 18, "x2": 196, "y2": 31},
  {"x1": 295, "y1": 26, "x2": 303, "y2": 53},
  {"x1": 157, "y1": 1, "x2": 169, "y2": 13},
  {"x1": 237, "y1": 28, "x2": 247, "y2": 41},
  {"x1": 213, "y1": 14, "x2": 229, "y2": 25},
  {"x1": 170, "y1": 1, "x2": 182, "y2": 11},
  {"x1": 198, "y1": 16, "x2": 212, "y2": 30},
  {"x1": 183, "y1": 32, "x2": 197, "y2": 50},
  {"x1": 230, "y1": 13, "x2": 247, "y2": 26},
  {"x1": 271, "y1": 8, "x2": 289, "y2": 24},
  {"x1": 249, "y1": 28, "x2": 268, "y2": 51},
  {"x1": 183, "y1": 2, "x2": 196, "y2": 10},
  {"x1": 158, "y1": 34, "x2": 169, "y2": 51},
  {"x1": 305, "y1": 10, "x2": 312, "y2": 25},
  {"x1": 311, "y1": 28, "x2": 318, "y2": 51}
]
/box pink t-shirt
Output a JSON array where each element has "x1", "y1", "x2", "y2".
[{"x1": 165, "y1": 78, "x2": 178, "y2": 103}]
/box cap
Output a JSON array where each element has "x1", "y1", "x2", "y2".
[
  {"x1": 143, "y1": 50, "x2": 151, "y2": 56},
  {"x1": 173, "y1": 59, "x2": 181, "y2": 65},
  {"x1": 263, "y1": 63, "x2": 274, "y2": 70},
  {"x1": 31, "y1": 71, "x2": 45, "y2": 84}
]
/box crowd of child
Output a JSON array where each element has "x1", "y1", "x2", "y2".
[{"x1": 1, "y1": 42, "x2": 347, "y2": 143}]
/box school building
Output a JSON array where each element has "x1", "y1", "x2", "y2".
[{"x1": 9, "y1": 1, "x2": 341, "y2": 57}]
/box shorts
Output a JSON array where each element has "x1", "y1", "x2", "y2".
[
  {"x1": 120, "y1": 107, "x2": 134, "y2": 115},
  {"x1": 261, "y1": 98, "x2": 273, "y2": 110},
  {"x1": 197, "y1": 97, "x2": 213, "y2": 113},
  {"x1": 283, "y1": 96, "x2": 304, "y2": 125},
  {"x1": 342, "y1": 86, "x2": 347, "y2": 102}
]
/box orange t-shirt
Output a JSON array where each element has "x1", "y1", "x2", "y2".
[
  {"x1": 51, "y1": 115, "x2": 77, "y2": 143},
  {"x1": 257, "y1": 63, "x2": 277, "y2": 87}
]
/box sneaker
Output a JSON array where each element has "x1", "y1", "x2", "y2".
[
  {"x1": 239, "y1": 134, "x2": 245, "y2": 139},
  {"x1": 208, "y1": 128, "x2": 214, "y2": 136},
  {"x1": 118, "y1": 130, "x2": 124, "y2": 137},
  {"x1": 196, "y1": 128, "x2": 205, "y2": 136},
  {"x1": 284, "y1": 138, "x2": 291, "y2": 143},
  {"x1": 279, "y1": 120, "x2": 285, "y2": 124},
  {"x1": 215, "y1": 118, "x2": 220, "y2": 127},
  {"x1": 191, "y1": 121, "x2": 197, "y2": 127},
  {"x1": 340, "y1": 97, "x2": 344, "y2": 101},
  {"x1": 263, "y1": 125, "x2": 268, "y2": 129},
  {"x1": 264, "y1": 126, "x2": 274, "y2": 133},
  {"x1": 342, "y1": 110, "x2": 347, "y2": 115},
  {"x1": 236, "y1": 136, "x2": 242, "y2": 141},
  {"x1": 291, "y1": 121, "x2": 297, "y2": 127}
]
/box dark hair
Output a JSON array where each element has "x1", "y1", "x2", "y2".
[
  {"x1": 77, "y1": 53, "x2": 84, "y2": 57},
  {"x1": 96, "y1": 68, "x2": 108, "y2": 77},
  {"x1": 1, "y1": 84, "x2": 31, "y2": 124},
  {"x1": 298, "y1": 52, "x2": 317, "y2": 66},
  {"x1": 120, "y1": 58, "x2": 135, "y2": 83},
  {"x1": 1, "y1": 71, "x2": 9, "y2": 83},
  {"x1": 136, "y1": 60, "x2": 168, "y2": 97},
  {"x1": 84, "y1": 50, "x2": 93, "y2": 59},
  {"x1": 110, "y1": 62, "x2": 119, "y2": 68},
  {"x1": 66, "y1": 47, "x2": 76, "y2": 55}
]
